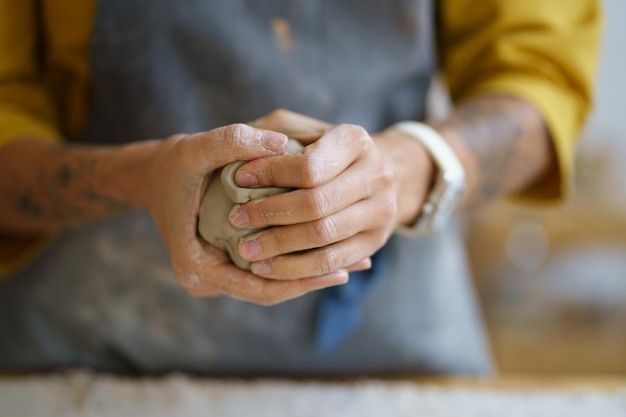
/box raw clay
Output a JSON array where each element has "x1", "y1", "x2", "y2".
[{"x1": 198, "y1": 139, "x2": 304, "y2": 269}]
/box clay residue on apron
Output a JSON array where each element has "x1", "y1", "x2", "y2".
[{"x1": 271, "y1": 17, "x2": 294, "y2": 52}]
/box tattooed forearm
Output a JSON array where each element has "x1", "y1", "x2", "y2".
[
  {"x1": 0, "y1": 140, "x2": 145, "y2": 234},
  {"x1": 434, "y1": 95, "x2": 555, "y2": 207}
]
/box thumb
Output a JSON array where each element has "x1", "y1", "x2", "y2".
[
  {"x1": 249, "y1": 109, "x2": 332, "y2": 144},
  {"x1": 192, "y1": 123, "x2": 288, "y2": 170}
]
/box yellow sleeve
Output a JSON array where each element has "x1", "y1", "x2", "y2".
[
  {"x1": 0, "y1": 0, "x2": 61, "y2": 277},
  {"x1": 0, "y1": 0, "x2": 61, "y2": 145},
  {"x1": 438, "y1": 0, "x2": 602, "y2": 200}
]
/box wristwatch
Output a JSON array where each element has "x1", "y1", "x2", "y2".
[{"x1": 389, "y1": 121, "x2": 466, "y2": 236}]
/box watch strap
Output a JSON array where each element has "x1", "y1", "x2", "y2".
[{"x1": 389, "y1": 121, "x2": 466, "y2": 236}]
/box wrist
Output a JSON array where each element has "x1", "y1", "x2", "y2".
[
  {"x1": 428, "y1": 123, "x2": 476, "y2": 210},
  {"x1": 94, "y1": 139, "x2": 160, "y2": 210},
  {"x1": 374, "y1": 129, "x2": 435, "y2": 228},
  {"x1": 387, "y1": 121, "x2": 466, "y2": 236}
]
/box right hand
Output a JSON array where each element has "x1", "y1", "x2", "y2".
[{"x1": 141, "y1": 124, "x2": 349, "y2": 305}]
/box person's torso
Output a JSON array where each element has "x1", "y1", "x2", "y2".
[
  {"x1": 85, "y1": 0, "x2": 436, "y2": 142},
  {"x1": 0, "y1": 0, "x2": 492, "y2": 376}
]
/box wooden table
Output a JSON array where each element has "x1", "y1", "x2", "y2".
[{"x1": 1, "y1": 372, "x2": 625, "y2": 416}]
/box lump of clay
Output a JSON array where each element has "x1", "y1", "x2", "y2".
[{"x1": 198, "y1": 139, "x2": 304, "y2": 270}]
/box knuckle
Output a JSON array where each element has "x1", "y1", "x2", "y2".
[
  {"x1": 268, "y1": 108, "x2": 289, "y2": 121},
  {"x1": 373, "y1": 229, "x2": 389, "y2": 249},
  {"x1": 256, "y1": 204, "x2": 277, "y2": 224},
  {"x1": 300, "y1": 154, "x2": 323, "y2": 187},
  {"x1": 253, "y1": 295, "x2": 269, "y2": 306},
  {"x1": 380, "y1": 164, "x2": 395, "y2": 186},
  {"x1": 387, "y1": 202, "x2": 398, "y2": 221},
  {"x1": 167, "y1": 134, "x2": 191, "y2": 161},
  {"x1": 225, "y1": 123, "x2": 254, "y2": 146},
  {"x1": 270, "y1": 228, "x2": 289, "y2": 253},
  {"x1": 381, "y1": 192, "x2": 397, "y2": 215},
  {"x1": 351, "y1": 124, "x2": 370, "y2": 139},
  {"x1": 379, "y1": 197, "x2": 398, "y2": 231},
  {"x1": 260, "y1": 297, "x2": 280, "y2": 307},
  {"x1": 339, "y1": 124, "x2": 370, "y2": 143},
  {"x1": 255, "y1": 228, "x2": 285, "y2": 257},
  {"x1": 167, "y1": 133, "x2": 189, "y2": 145},
  {"x1": 368, "y1": 162, "x2": 395, "y2": 198},
  {"x1": 311, "y1": 217, "x2": 338, "y2": 245},
  {"x1": 257, "y1": 290, "x2": 281, "y2": 307},
  {"x1": 267, "y1": 162, "x2": 281, "y2": 185},
  {"x1": 305, "y1": 188, "x2": 332, "y2": 218},
  {"x1": 175, "y1": 270, "x2": 201, "y2": 289},
  {"x1": 318, "y1": 249, "x2": 339, "y2": 275}
]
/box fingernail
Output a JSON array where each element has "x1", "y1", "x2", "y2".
[
  {"x1": 336, "y1": 269, "x2": 350, "y2": 284},
  {"x1": 361, "y1": 258, "x2": 372, "y2": 270},
  {"x1": 239, "y1": 239, "x2": 262, "y2": 259},
  {"x1": 319, "y1": 270, "x2": 349, "y2": 288},
  {"x1": 261, "y1": 131, "x2": 287, "y2": 152},
  {"x1": 251, "y1": 261, "x2": 272, "y2": 275},
  {"x1": 236, "y1": 170, "x2": 258, "y2": 187},
  {"x1": 229, "y1": 204, "x2": 249, "y2": 227}
]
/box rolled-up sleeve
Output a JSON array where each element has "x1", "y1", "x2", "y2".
[
  {"x1": 0, "y1": 0, "x2": 60, "y2": 277},
  {"x1": 438, "y1": 0, "x2": 602, "y2": 200},
  {"x1": 0, "y1": 0, "x2": 61, "y2": 146}
]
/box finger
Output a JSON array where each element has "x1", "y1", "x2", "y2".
[
  {"x1": 234, "y1": 124, "x2": 370, "y2": 188},
  {"x1": 229, "y1": 149, "x2": 388, "y2": 229},
  {"x1": 249, "y1": 109, "x2": 332, "y2": 143},
  {"x1": 210, "y1": 264, "x2": 349, "y2": 306},
  {"x1": 237, "y1": 199, "x2": 387, "y2": 262},
  {"x1": 176, "y1": 239, "x2": 349, "y2": 305},
  {"x1": 229, "y1": 171, "x2": 366, "y2": 229},
  {"x1": 345, "y1": 257, "x2": 372, "y2": 272},
  {"x1": 186, "y1": 123, "x2": 288, "y2": 172},
  {"x1": 249, "y1": 231, "x2": 386, "y2": 280}
]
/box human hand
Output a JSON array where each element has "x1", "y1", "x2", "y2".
[
  {"x1": 228, "y1": 110, "x2": 401, "y2": 279},
  {"x1": 142, "y1": 124, "x2": 350, "y2": 305}
]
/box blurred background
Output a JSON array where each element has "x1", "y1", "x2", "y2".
[{"x1": 465, "y1": 0, "x2": 626, "y2": 375}]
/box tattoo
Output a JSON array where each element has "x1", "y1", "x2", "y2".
[
  {"x1": 17, "y1": 194, "x2": 43, "y2": 217},
  {"x1": 56, "y1": 164, "x2": 72, "y2": 187},
  {"x1": 3, "y1": 143, "x2": 130, "y2": 229},
  {"x1": 438, "y1": 96, "x2": 551, "y2": 206},
  {"x1": 456, "y1": 102, "x2": 524, "y2": 199}
]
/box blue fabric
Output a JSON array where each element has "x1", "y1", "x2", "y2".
[{"x1": 315, "y1": 245, "x2": 391, "y2": 352}]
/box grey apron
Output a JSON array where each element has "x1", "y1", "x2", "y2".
[{"x1": 0, "y1": 0, "x2": 492, "y2": 375}]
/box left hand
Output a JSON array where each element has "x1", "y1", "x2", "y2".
[{"x1": 227, "y1": 109, "x2": 431, "y2": 280}]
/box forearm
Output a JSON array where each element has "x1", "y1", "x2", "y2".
[
  {"x1": 0, "y1": 138, "x2": 155, "y2": 234},
  {"x1": 434, "y1": 94, "x2": 555, "y2": 208},
  {"x1": 377, "y1": 94, "x2": 556, "y2": 227}
]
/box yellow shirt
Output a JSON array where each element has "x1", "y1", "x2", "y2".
[{"x1": 0, "y1": 0, "x2": 602, "y2": 274}]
